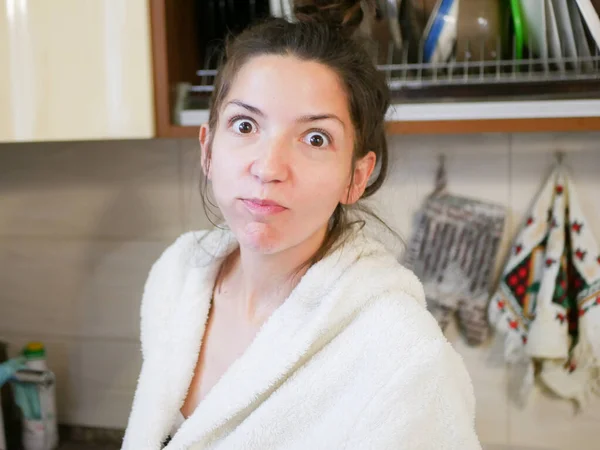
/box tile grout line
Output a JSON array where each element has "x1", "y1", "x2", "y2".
[
  {"x1": 0, "y1": 330, "x2": 140, "y2": 345},
  {"x1": 0, "y1": 235, "x2": 176, "y2": 243}
]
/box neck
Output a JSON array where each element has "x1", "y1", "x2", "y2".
[{"x1": 226, "y1": 225, "x2": 328, "y2": 321}]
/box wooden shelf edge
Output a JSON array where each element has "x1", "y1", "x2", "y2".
[
  {"x1": 385, "y1": 117, "x2": 600, "y2": 134},
  {"x1": 156, "y1": 124, "x2": 199, "y2": 139},
  {"x1": 154, "y1": 117, "x2": 600, "y2": 138}
]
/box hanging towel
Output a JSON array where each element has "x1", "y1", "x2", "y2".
[
  {"x1": 488, "y1": 166, "x2": 600, "y2": 409},
  {"x1": 405, "y1": 194, "x2": 506, "y2": 345},
  {"x1": 404, "y1": 156, "x2": 507, "y2": 345},
  {"x1": 404, "y1": 156, "x2": 506, "y2": 348}
]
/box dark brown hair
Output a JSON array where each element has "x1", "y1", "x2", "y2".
[{"x1": 201, "y1": 0, "x2": 394, "y2": 271}]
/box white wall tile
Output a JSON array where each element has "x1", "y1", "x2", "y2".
[
  {"x1": 564, "y1": 149, "x2": 600, "y2": 238},
  {"x1": 388, "y1": 133, "x2": 511, "y2": 197},
  {"x1": 506, "y1": 388, "x2": 600, "y2": 450},
  {"x1": 446, "y1": 322, "x2": 509, "y2": 447},
  {"x1": 0, "y1": 140, "x2": 183, "y2": 240},
  {"x1": 179, "y1": 138, "x2": 216, "y2": 232},
  {"x1": 484, "y1": 445, "x2": 558, "y2": 450},
  {"x1": 0, "y1": 238, "x2": 169, "y2": 340},
  {"x1": 510, "y1": 132, "x2": 600, "y2": 155}
]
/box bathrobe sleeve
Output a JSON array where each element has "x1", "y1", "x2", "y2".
[{"x1": 344, "y1": 338, "x2": 481, "y2": 450}]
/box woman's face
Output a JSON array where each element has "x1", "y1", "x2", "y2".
[{"x1": 200, "y1": 54, "x2": 375, "y2": 255}]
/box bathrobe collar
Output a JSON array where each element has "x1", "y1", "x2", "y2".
[{"x1": 135, "y1": 227, "x2": 403, "y2": 449}]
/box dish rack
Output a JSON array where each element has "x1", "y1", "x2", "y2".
[
  {"x1": 378, "y1": 35, "x2": 600, "y2": 100},
  {"x1": 381, "y1": 42, "x2": 600, "y2": 85},
  {"x1": 178, "y1": 39, "x2": 600, "y2": 118},
  {"x1": 174, "y1": 1, "x2": 600, "y2": 123}
]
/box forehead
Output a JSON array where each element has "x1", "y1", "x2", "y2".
[{"x1": 225, "y1": 55, "x2": 350, "y2": 119}]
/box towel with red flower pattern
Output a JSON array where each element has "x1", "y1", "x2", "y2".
[{"x1": 488, "y1": 165, "x2": 600, "y2": 409}]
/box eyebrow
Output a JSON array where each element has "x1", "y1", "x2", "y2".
[
  {"x1": 225, "y1": 100, "x2": 346, "y2": 129},
  {"x1": 297, "y1": 114, "x2": 346, "y2": 130},
  {"x1": 226, "y1": 100, "x2": 265, "y2": 117}
]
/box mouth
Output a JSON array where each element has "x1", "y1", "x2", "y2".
[{"x1": 241, "y1": 198, "x2": 287, "y2": 215}]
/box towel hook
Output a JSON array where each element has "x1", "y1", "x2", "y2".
[{"x1": 432, "y1": 154, "x2": 447, "y2": 196}]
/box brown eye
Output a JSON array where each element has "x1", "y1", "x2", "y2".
[
  {"x1": 303, "y1": 131, "x2": 330, "y2": 148},
  {"x1": 232, "y1": 118, "x2": 256, "y2": 134},
  {"x1": 238, "y1": 121, "x2": 253, "y2": 133},
  {"x1": 310, "y1": 134, "x2": 324, "y2": 147}
]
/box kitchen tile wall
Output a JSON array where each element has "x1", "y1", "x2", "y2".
[{"x1": 1, "y1": 132, "x2": 599, "y2": 449}]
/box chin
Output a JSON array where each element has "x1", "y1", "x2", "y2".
[
  {"x1": 236, "y1": 221, "x2": 286, "y2": 254},
  {"x1": 221, "y1": 200, "x2": 288, "y2": 254}
]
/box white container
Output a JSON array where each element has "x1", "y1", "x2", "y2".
[{"x1": 21, "y1": 343, "x2": 58, "y2": 450}]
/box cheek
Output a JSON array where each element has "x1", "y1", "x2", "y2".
[
  {"x1": 207, "y1": 155, "x2": 239, "y2": 209},
  {"x1": 209, "y1": 137, "x2": 243, "y2": 184},
  {"x1": 299, "y1": 165, "x2": 348, "y2": 208}
]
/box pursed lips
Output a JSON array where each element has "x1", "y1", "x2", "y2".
[{"x1": 241, "y1": 197, "x2": 287, "y2": 214}]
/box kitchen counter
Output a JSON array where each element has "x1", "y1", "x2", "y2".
[
  {"x1": 56, "y1": 425, "x2": 123, "y2": 450},
  {"x1": 57, "y1": 444, "x2": 119, "y2": 450}
]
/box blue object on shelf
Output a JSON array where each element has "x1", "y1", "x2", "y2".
[{"x1": 424, "y1": 0, "x2": 456, "y2": 63}]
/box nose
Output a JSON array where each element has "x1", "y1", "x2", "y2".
[{"x1": 250, "y1": 134, "x2": 290, "y2": 184}]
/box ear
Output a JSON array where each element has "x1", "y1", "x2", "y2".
[
  {"x1": 199, "y1": 124, "x2": 212, "y2": 180},
  {"x1": 340, "y1": 151, "x2": 377, "y2": 205}
]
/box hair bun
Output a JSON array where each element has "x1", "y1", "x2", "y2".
[{"x1": 294, "y1": 0, "x2": 373, "y2": 35}]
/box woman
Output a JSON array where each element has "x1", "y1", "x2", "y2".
[{"x1": 122, "y1": 1, "x2": 481, "y2": 449}]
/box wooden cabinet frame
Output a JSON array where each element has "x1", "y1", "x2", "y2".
[{"x1": 149, "y1": 0, "x2": 600, "y2": 137}]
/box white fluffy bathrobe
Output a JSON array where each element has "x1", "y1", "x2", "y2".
[{"x1": 122, "y1": 228, "x2": 481, "y2": 449}]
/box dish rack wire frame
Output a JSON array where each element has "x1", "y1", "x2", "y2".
[{"x1": 189, "y1": 22, "x2": 600, "y2": 94}]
